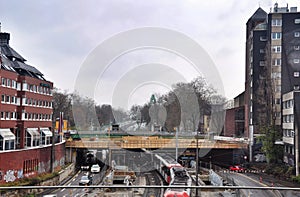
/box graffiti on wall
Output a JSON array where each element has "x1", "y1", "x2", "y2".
[
  {"x1": 17, "y1": 169, "x2": 23, "y2": 179},
  {"x1": 0, "y1": 169, "x2": 24, "y2": 183},
  {"x1": 4, "y1": 170, "x2": 16, "y2": 182}
]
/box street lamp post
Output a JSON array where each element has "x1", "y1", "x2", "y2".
[
  {"x1": 196, "y1": 131, "x2": 199, "y2": 197},
  {"x1": 175, "y1": 126, "x2": 179, "y2": 162}
]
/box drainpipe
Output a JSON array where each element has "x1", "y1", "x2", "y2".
[{"x1": 295, "y1": 116, "x2": 299, "y2": 176}]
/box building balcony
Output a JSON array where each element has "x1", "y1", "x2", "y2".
[{"x1": 283, "y1": 136, "x2": 294, "y2": 145}]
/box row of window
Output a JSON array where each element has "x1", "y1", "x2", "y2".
[
  {"x1": 271, "y1": 32, "x2": 300, "y2": 40},
  {"x1": 1, "y1": 94, "x2": 52, "y2": 108},
  {"x1": 0, "y1": 111, "x2": 17, "y2": 120},
  {"x1": 271, "y1": 32, "x2": 281, "y2": 40},
  {"x1": 22, "y1": 113, "x2": 52, "y2": 121},
  {"x1": 282, "y1": 114, "x2": 294, "y2": 123},
  {"x1": 284, "y1": 144, "x2": 294, "y2": 155},
  {"x1": 25, "y1": 132, "x2": 52, "y2": 148},
  {"x1": 0, "y1": 139, "x2": 14, "y2": 151},
  {"x1": 1, "y1": 78, "x2": 52, "y2": 96},
  {"x1": 258, "y1": 46, "x2": 296, "y2": 56},
  {"x1": 272, "y1": 18, "x2": 300, "y2": 26},
  {"x1": 1, "y1": 94, "x2": 19, "y2": 105},
  {"x1": 272, "y1": 45, "x2": 281, "y2": 53},
  {"x1": 0, "y1": 111, "x2": 52, "y2": 121},
  {"x1": 275, "y1": 112, "x2": 281, "y2": 118},
  {"x1": 260, "y1": 58, "x2": 300, "y2": 67},
  {"x1": 272, "y1": 19, "x2": 282, "y2": 26},
  {"x1": 23, "y1": 83, "x2": 52, "y2": 95},
  {"x1": 283, "y1": 129, "x2": 295, "y2": 138},
  {"x1": 1, "y1": 77, "x2": 20, "y2": 90},
  {"x1": 22, "y1": 98, "x2": 52, "y2": 108},
  {"x1": 283, "y1": 100, "x2": 294, "y2": 109},
  {"x1": 272, "y1": 58, "x2": 281, "y2": 66},
  {"x1": 261, "y1": 46, "x2": 299, "y2": 57}
]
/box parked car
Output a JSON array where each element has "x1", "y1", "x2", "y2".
[
  {"x1": 79, "y1": 175, "x2": 92, "y2": 185},
  {"x1": 229, "y1": 165, "x2": 245, "y2": 172},
  {"x1": 90, "y1": 164, "x2": 101, "y2": 173}
]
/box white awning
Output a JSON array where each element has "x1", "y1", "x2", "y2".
[
  {"x1": 26, "y1": 128, "x2": 40, "y2": 139},
  {"x1": 40, "y1": 127, "x2": 52, "y2": 137},
  {"x1": 0, "y1": 129, "x2": 15, "y2": 140}
]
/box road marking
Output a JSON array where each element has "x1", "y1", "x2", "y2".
[
  {"x1": 237, "y1": 173, "x2": 268, "y2": 187},
  {"x1": 236, "y1": 173, "x2": 282, "y2": 197}
]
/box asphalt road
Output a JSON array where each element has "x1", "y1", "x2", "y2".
[{"x1": 43, "y1": 170, "x2": 104, "y2": 197}]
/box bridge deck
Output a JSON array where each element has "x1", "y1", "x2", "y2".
[{"x1": 66, "y1": 137, "x2": 248, "y2": 149}]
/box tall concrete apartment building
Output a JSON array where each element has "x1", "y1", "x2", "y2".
[
  {"x1": 245, "y1": 3, "x2": 300, "y2": 170},
  {"x1": 0, "y1": 31, "x2": 65, "y2": 184}
]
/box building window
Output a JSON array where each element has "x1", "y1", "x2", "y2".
[
  {"x1": 294, "y1": 59, "x2": 300, "y2": 64},
  {"x1": 272, "y1": 46, "x2": 281, "y2": 53},
  {"x1": 276, "y1": 112, "x2": 281, "y2": 118},
  {"x1": 272, "y1": 58, "x2": 281, "y2": 66},
  {"x1": 295, "y1": 19, "x2": 300, "y2": 24},
  {"x1": 1, "y1": 95, "x2": 5, "y2": 102},
  {"x1": 1, "y1": 78, "x2": 6, "y2": 86},
  {"x1": 7, "y1": 79, "x2": 11, "y2": 87},
  {"x1": 6, "y1": 95, "x2": 10, "y2": 103},
  {"x1": 295, "y1": 32, "x2": 300, "y2": 37},
  {"x1": 295, "y1": 45, "x2": 300, "y2": 50},
  {"x1": 276, "y1": 85, "x2": 281, "y2": 92},
  {"x1": 33, "y1": 85, "x2": 36, "y2": 92},
  {"x1": 11, "y1": 80, "x2": 16, "y2": 89},
  {"x1": 6, "y1": 112, "x2": 9, "y2": 119},
  {"x1": 22, "y1": 83, "x2": 28, "y2": 91},
  {"x1": 294, "y1": 72, "x2": 300, "y2": 77},
  {"x1": 275, "y1": 98, "x2": 281, "y2": 104},
  {"x1": 294, "y1": 85, "x2": 300, "y2": 90},
  {"x1": 289, "y1": 100, "x2": 294, "y2": 108},
  {"x1": 272, "y1": 19, "x2": 282, "y2": 26},
  {"x1": 271, "y1": 32, "x2": 282, "y2": 40}
]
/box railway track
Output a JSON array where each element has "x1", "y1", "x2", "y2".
[{"x1": 143, "y1": 170, "x2": 164, "y2": 197}]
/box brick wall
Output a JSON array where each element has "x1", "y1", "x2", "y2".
[{"x1": 0, "y1": 142, "x2": 65, "y2": 184}]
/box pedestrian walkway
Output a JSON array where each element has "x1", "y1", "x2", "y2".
[{"x1": 246, "y1": 172, "x2": 300, "y2": 197}]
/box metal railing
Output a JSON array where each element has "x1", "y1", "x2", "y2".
[{"x1": 0, "y1": 185, "x2": 299, "y2": 190}]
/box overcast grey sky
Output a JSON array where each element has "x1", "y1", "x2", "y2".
[{"x1": 1, "y1": 0, "x2": 300, "y2": 107}]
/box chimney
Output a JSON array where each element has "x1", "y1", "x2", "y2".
[{"x1": 0, "y1": 32, "x2": 10, "y2": 45}]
